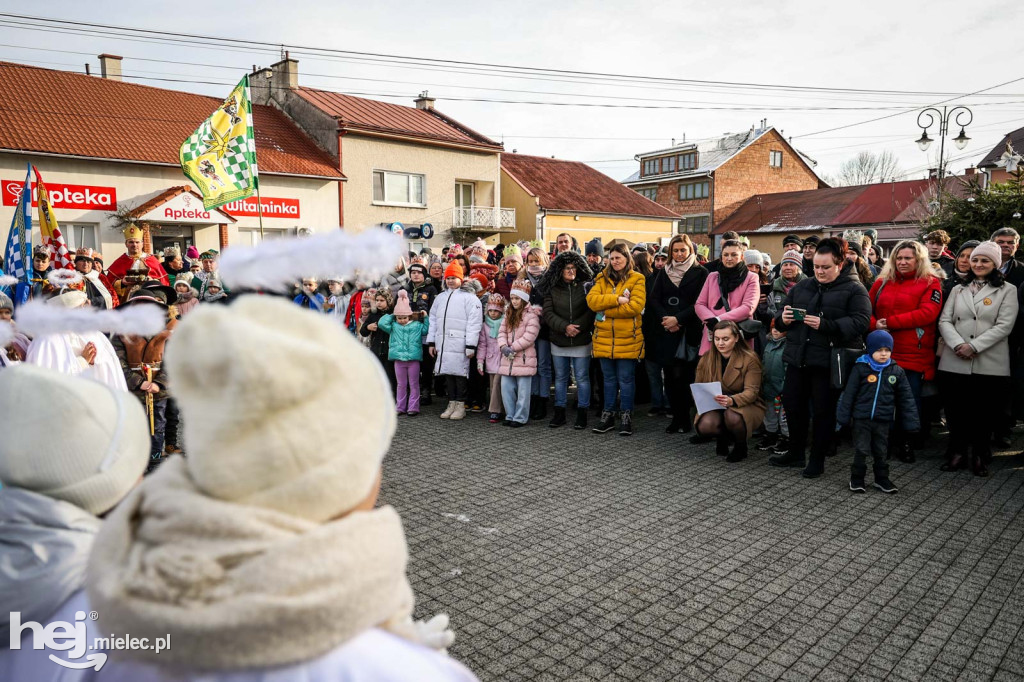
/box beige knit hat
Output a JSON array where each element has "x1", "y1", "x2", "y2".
[
  {"x1": 0, "y1": 364, "x2": 150, "y2": 515},
  {"x1": 164, "y1": 295, "x2": 395, "y2": 522}
]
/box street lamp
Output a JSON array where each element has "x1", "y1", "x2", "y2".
[{"x1": 916, "y1": 105, "x2": 973, "y2": 208}]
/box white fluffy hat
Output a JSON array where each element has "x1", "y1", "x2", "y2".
[
  {"x1": 164, "y1": 295, "x2": 396, "y2": 522},
  {"x1": 0, "y1": 364, "x2": 150, "y2": 515}
]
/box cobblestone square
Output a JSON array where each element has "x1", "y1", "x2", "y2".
[{"x1": 383, "y1": 406, "x2": 1024, "y2": 681}]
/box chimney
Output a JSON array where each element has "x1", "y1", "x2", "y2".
[
  {"x1": 414, "y1": 90, "x2": 436, "y2": 110},
  {"x1": 98, "y1": 54, "x2": 122, "y2": 81},
  {"x1": 270, "y1": 54, "x2": 299, "y2": 90}
]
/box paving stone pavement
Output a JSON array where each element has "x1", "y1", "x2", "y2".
[{"x1": 381, "y1": 403, "x2": 1024, "y2": 682}]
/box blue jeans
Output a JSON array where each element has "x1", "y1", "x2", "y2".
[
  {"x1": 501, "y1": 375, "x2": 533, "y2": 423},
  {"x1": 600, "y1": 358, "x2": 636, "y2": 412},
  {"x1": 645, "y1": 360, "x2": 666, "y2": 409},
  {"x1": 531, "y1": 339, "x2": 552, "y2": 398},
  {"x1": 553, "y1": 355, "x2": 591, "y2": 408}
]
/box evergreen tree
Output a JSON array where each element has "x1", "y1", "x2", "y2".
[{"x1": 925, "y1": 168, "x2": 1024, "y2": 246}]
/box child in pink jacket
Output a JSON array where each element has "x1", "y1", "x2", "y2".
[
  {"x1": 478, "y1": 294, "x2": 506, "y2": 423},
  {"x1": 497, "y1": 280, "x2": 541, "y2": 426}
]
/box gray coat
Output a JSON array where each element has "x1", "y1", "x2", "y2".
[{"x1": 939, "y1": 281, "x2": 1018, "y2": 376}]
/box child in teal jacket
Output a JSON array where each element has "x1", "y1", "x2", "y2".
[{"x1": 379, "y1": 290, "x2": 430, "y2": 415}]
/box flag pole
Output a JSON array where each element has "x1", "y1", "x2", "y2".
[{"x1": 256, "y1": 185, "x2": 265, "y2": 240}]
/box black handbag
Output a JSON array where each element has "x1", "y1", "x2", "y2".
[
  {"x1": 718, "y1": 278, "x2": 763, "y2": 340},
  {"x1": 830, "y1": 342, "x2": 863, "y2": 390}
]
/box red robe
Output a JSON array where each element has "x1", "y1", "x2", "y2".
[{"x1": 107, "y1": 253, "x2": 169, "y2": 286}]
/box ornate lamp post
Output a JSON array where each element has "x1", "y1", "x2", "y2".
[{"x1": 916, "y1": 105, "x2": 972, "y2": 209}]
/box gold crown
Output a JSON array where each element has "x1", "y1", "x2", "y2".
[{"x1": 123, "y1": 224, "x2": 145, "y2": 241}]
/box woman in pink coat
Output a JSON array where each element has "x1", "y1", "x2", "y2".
[
  {"x1": 497, "y1": 280, "x2": 541, "y2": 426},
  {"x1": 694, "y1": 240, "x2": 759, "y2": 355}
]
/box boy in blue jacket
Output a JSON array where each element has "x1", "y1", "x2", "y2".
[{"x1": 836, "y1": 330, "x2": 919, "y2": 494}]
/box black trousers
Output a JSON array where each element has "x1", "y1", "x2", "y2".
[
  {"x1": 164, "y1": 397, "x2": 180, "y2": 447},
  {"x1": 146, "y1": 398, "x2": 168, "y2": 474},
  {"x1": 782, "y1": 365, "x2": 838, "y2": 471},
  {"x1": 940, "y1": 371, "x2": 1008, "y2": 464},
  {"x1": 445, "y1": 375, "x2": 469, "y2": 402},
  {"x1": 851, "y1": 419, "x2": 890, "y2": 479},
  {"x1": 467, "y1": 358, "x2": 486, "y2": 405},
  {"x1": 665, "y1": 358, "x2": 698, "y2": 423}
]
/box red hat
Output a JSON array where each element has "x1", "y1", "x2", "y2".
[
  {"x1": 444, "y1": 261, "x2": 464, "y2": 281},
  {"x1": 470, "y1": 272, "x2": 493, "y2": 294}
]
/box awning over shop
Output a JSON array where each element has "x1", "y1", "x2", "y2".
[{"x1": 129, "y1": 186, "x2": 237, "y2": 225}]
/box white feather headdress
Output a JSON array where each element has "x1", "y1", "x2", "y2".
[
  {"x1": 218, "y1": 229, "x2": 405, "y2": 293},
  {"x1": 47, "y1": 269, "x2": 84, "y2": 288},
  {"x1": 0, "y1": 275, "x2": 18, "y2": 288},
  {"x1": 15, "y1": 299, "x2": 167, "y2": 338}
]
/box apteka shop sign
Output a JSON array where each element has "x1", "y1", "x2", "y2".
[{"x1": 2, "y1": 180, "x2": 117, "y2": 211}]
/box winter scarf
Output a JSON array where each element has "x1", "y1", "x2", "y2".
[
  {"x1": 717, "y1": 262, "x2": 747, "y2": 306},
  {"x1": 87, "y1": 457, "x2": 420, "y2": 670},
  {"x1": 666, "y1": 252, "x2": 696, "y2": 286},
  {"x1": 83, "y1": 270, "x2": 113, "y2": 309},
  {"x1": 484, "y1": 315, "x2": 502, "y2": 338},
  {"x1": 860, "y1": 354, "x2": 892, "y2": 373},
  {"x1": 0, "y1": 487, "x2": 101, "y2": 645}
]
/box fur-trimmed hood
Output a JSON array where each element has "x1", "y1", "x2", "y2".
[{"x1": 538, "y1": 251, "x2": 593, "y2": 295}]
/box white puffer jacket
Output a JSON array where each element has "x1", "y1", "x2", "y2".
[{"x1": 427, "y1": 286, "x2": 483, "y2": 377}]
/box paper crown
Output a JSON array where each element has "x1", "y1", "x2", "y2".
[{"x1": 123, "y1": 224, "x2": 144, "y2": 241}]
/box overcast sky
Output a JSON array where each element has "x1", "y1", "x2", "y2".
[{"x1": 1, "y1": 0, "x2": 1021, "y2": 183}]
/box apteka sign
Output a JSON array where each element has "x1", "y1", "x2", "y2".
[{"x1": 2, "y1": 180, "x2": 117, "y2": 211}]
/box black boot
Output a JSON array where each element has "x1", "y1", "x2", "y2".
[
  {"x1": 533, "y1": 396, "x2": 548, "y2": 420},
  {"x1": 666, "y1": 416, "x2": 690, "y2": 434},
  {"x1": 574, "y1": 408, "x2": 588, "y2": 430},
  {"x1": 727, "y1": 439, "x2": 749, "y2": 463},
  {"x1": 548, "y1": 406, "x2": 567, "y2": 428},
  {"x1": 716, "y1": 434, "x2": 731, "y2": 456},
  {"x1": 769, "y1": 450, "x2": 805, "y2": 468}
]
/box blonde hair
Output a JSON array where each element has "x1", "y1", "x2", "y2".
[
  {"x1": 878, "y1": 240, "x2": 939, "y2": 282},
  {"x1": 524, "y1": 247, "x2": 549, "y2": 269}
]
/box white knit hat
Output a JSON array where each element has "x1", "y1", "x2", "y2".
[
  {"x1": 164, "y1": 295, "x2": 395, "y2": 522},
  {"x1": 0, "y1": 364, "x2": 150, "y2": 515},
  {"x1": 970, "y1": 241, "x2": 1003, "y2": 267},
  {"x1": 743, "y1": 249, "x2": 763, "y2": 266}
]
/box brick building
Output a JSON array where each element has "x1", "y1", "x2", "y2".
[{"x1": 622, "y1": 125, "x2": 824, "y2": 247}]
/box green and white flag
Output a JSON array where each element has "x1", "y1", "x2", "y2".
[{"x1": 180, "y1": 75, "x2": 259, "y2": 210}]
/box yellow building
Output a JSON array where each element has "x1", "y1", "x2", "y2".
[{"x1": 501, "y1": 154, "x2": 678, "y2": 251}]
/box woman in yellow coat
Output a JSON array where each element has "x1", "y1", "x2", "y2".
[{"x1": 587, "y1": 244, "x2": 646, "y2": 436}]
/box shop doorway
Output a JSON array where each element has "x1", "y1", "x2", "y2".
[{"x1": 150, "y1": 224, "x2": 195, "y2": 256}]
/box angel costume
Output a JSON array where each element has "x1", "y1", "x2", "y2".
[{"x1": 26, "y1": 330, "x2": 127, "y2": 392}]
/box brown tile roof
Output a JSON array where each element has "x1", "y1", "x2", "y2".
[
  {"x1": 0, "y1": 61, "x2": 343, "y2": 179},
  {"x1": 501, "y1": 154, "x2": 679, "y2": 219},
  {"x1": 714, "y1": 177, "x2": 971, "y2": 235},
  {"x1": 295, "y1": 87, "x2": 502, "y2": 151}
]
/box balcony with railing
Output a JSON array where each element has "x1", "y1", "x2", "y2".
[{"x1": 452, "y1": 206, "x2": 516, "y2": 232}]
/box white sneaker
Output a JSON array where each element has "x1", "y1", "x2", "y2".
[
  {"x1": 449, "y1": 402, "x2": 467, "y2": 420},
  {"x1": 440, "y1": 401, "x2": 455, "y2": 419}
]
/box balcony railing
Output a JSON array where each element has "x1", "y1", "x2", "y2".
[{"x1": 453, "y1": 206, "x2": 516, "y2": 231}]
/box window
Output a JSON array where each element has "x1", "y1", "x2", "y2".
[
  {"x1": 681, "y1": 215, "x2": 710, "y2": 234},
  {"x1": 770, "y1": 150, "x2": 783, "y2": 168},
  {"x1": 679, "y1": 181, "x2": 710, "y2": 201},
  {"x1": 372, "y1": 170, "x2": 426, "y2": 206},
  {"x1": 643, "y1": 158, "x2": 660, "y2": 176},
  {"x1": 662, "y1": 156, "x2": 676, "y2": 172},
  {"x1": 67, "y1": 224, "x2": 97, "y2": 251},
  {"x1": 679, "y1": 152, "x2": 698, "y2": 170},
  {"x1": 637, "y1": 187, "x2": 658, "y2": 201}
]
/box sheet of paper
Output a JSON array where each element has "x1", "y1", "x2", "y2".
[{"x1": 691, "y1": 381, "x2": 725, "y2": 415}]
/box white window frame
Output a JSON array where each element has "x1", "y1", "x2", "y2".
[
  {"x1": 770, "y1": 150, "x2": 783, "y2": 168},
  {"x1": 66, "y1": 223, "x2": 98, "y2": 252},
  {"x1": 372, "y1": 170, "x2": 427, "y2": 208}
]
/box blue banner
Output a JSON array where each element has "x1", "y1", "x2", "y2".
[{"x1": 2, "y1": 164, "x2": 32, "y2": 306}]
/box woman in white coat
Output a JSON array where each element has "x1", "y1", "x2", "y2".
[
  {"x1": 427, "y1": 261, "x2": 483, "y2": 421},
  {"x1": 937, "y1": 241, "x2": 1019, "y2": 476},
  {"x1": 0, "y1": 365, "x2": 149, "y2": 682}
]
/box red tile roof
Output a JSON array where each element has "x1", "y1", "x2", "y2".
[
  {"x1": 501, "y1": 154, "x2": 679, "y2": 219},
  {"x1": 713, "y1": 177, "x2": 970, "y2": 235},
  {"x1": 295, "y1": 87, "x2": 502, "y2": 151},
  {"x1": 0, "y1": 61, "x2": 342, "y2": 179}
]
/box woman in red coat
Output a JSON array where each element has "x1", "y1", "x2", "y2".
[{"x1": 868, "y1": 239, "x2": 943, "y2": 461}]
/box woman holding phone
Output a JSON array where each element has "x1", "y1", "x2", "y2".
[{"x1": 769, "y1": 237, "x2": 871, "y2": 479}]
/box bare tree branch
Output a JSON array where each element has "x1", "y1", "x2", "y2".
[{"x1": 830, "y1": 150, "x2": 905, "y2": 187}]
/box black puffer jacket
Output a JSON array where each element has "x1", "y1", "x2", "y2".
[
  {"x1": 644, "y1": 264, "x2": 708, "y2": 364},
  {"x1": 836, "y1": 358, "x2": 920, "y2": 430},
  {"x1": 774, "y1": 262, "x2": 871, "y2": 368},
  {"x1": 542, "y1": 251, "x2": 596, "y2": 348}
]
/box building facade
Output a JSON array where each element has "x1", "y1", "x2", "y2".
[
  {"x1": 0, "y1": 59, "x2": 343, "y2": 261},
  {"x1": 622, "y1": 126, "x2": 823, "y2": 246},
  {"x1": 251, "y1": 60, "x2": 511, "y2": 251},
  {"x1": 501, "y1": 154, "x2": 678, "y2": 250}
]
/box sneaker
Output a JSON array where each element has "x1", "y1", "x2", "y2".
[
  {"x1": 873, "y1": 477, "x2": 899, "y2": 493},
  {"x1": 849, "y1": 476, "x2": 866, "y2": 493},
  {"x1": 618, "y1": 410, "x2": 633, "y2": 436},
  {"x1": 647, "y1": 406, "x2": 664, "y2": 417},
  {"x1": 756, "y1": 433, "x2": 778, "y2": 451},
  {"x1": 593, "y1": 411, "x2": 616, "y2": 434},
  {"x1": 406, "y1": 411, "x2": 419, "y2": 417},
  {"x1": 489, "y1": 412, "x2": 501, "y2": 424},
  {"x1": 771, "y1": 437, "x2": 790, "y2": 455},
  {"x1": 469, "y1": 402, "x2": 484, "y2": 413}
]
